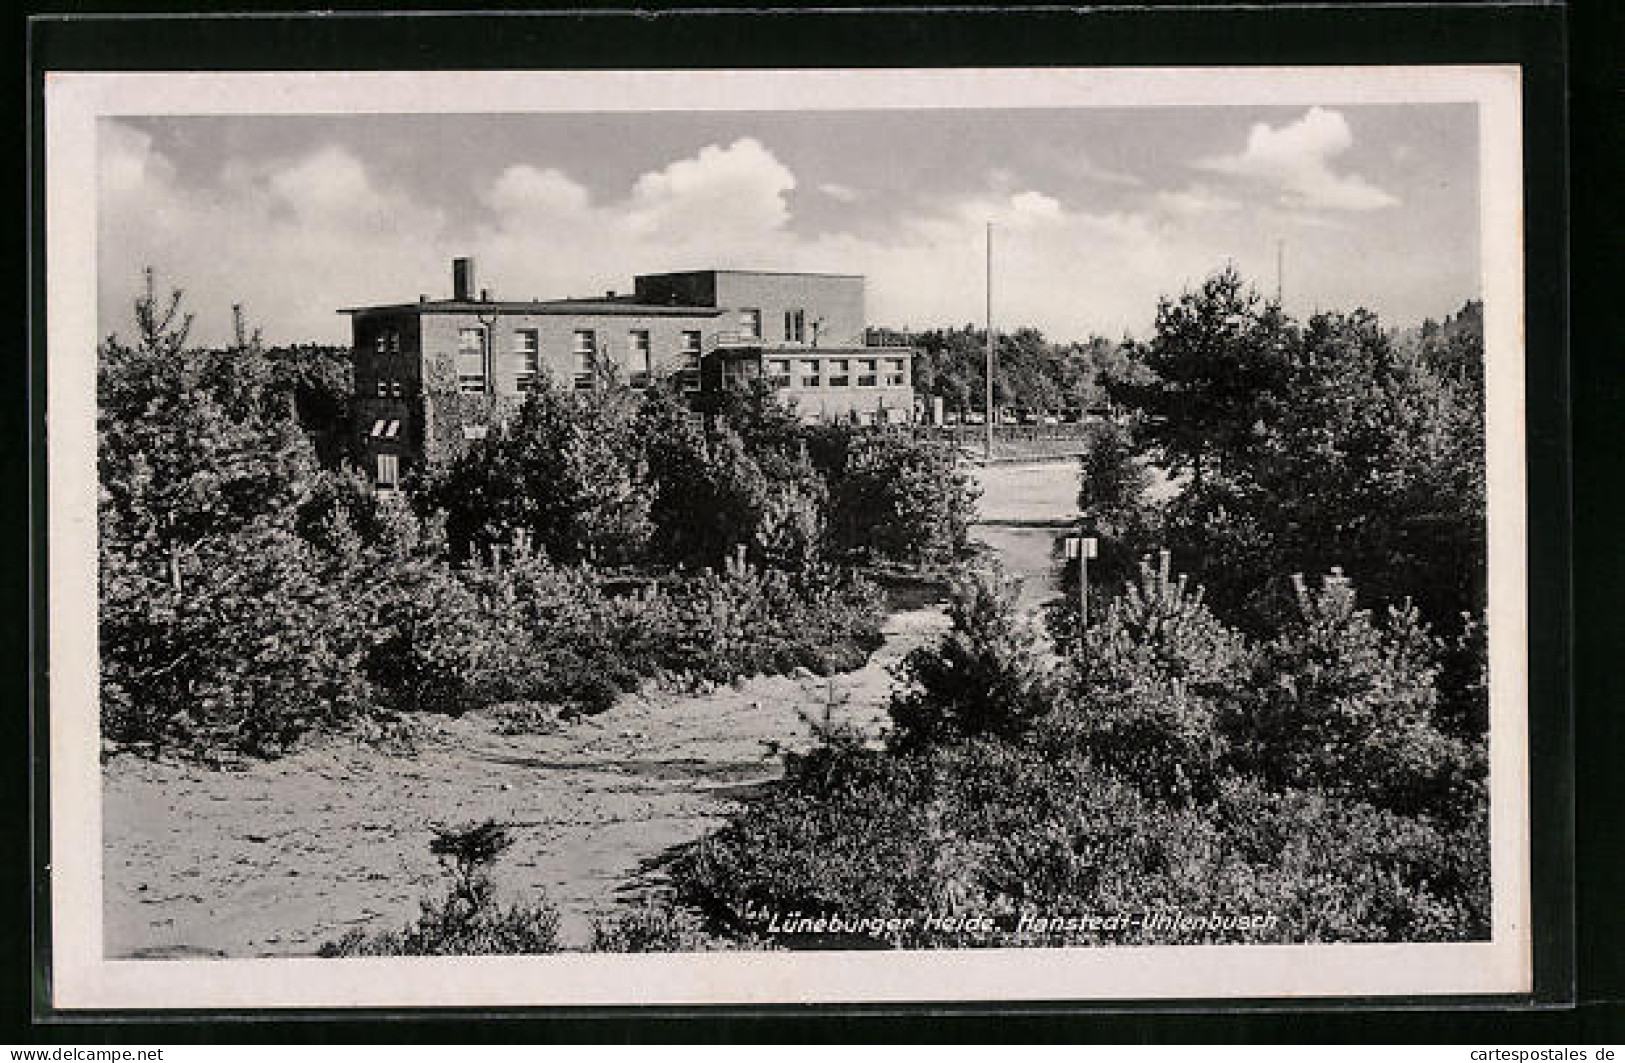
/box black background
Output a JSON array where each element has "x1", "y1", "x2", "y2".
[{"x1": 15, "y1": 0, "x2": 1617, "y2": 1043}]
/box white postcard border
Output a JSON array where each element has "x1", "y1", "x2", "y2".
[{"x1": 45, "y1": 65, "x2": 1530, "y2": 1009}]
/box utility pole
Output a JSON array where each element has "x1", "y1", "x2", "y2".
[{"x1": 985, "y1": 221, "x2": 995, "y2": 463}]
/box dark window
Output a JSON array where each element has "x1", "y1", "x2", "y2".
[
  {"x1": 679, "y1": 331, "x2": 702, "y2": 393},
  {"x1": 376, "y1": 453, "x2": 400, "y2": 490},
  {"x1": 514, "y1": 330, "x2": 540, "y2": 392},
  {"x1": 573, "y1": 330, "x2": 597, "y2": 391},
  {"x1": 458, "y1": 328, "x2": 487, "y2": 393},
  {"x1": 629, "y1": 330, "x2": 652, "y2": 389}
]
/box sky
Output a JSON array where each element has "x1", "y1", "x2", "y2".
[{"x1": 98, "y1": 105, "x2": 1481, "y2": 347}]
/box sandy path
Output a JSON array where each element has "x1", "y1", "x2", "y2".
[{"x1": 102, "y1": 606, "x2": 949, "y2": 957}]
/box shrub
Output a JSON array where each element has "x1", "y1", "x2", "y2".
[
  {"x1": 319, "y1": 821, "x2": 561, "y2": 957},
  {"x1": 426, "y1": 374, "x2": 654, "y2": 565},
  {"x1": 888, "y1": 566, "x2": 1056, "y2": 750},
  {"x1": 1222, "y1": 570, "x2": 1484, "y2": 820},
  {"x1": 656, "y1": 556, "x2": 885, "y2": 684},
  {"x1": 673, "y1": 732, "x2": 1489, "y2": 948},
  {"x1": 100, "y1": 518, "x2": 369, "y2": 759},
  {"x1": 828, "y1": 434, "x2": 980, "y2": 565},
  {"x1": 588, "y1": 896, "x2": 768, "y2": 953}
]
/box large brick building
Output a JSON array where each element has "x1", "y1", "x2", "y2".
[{"x1": 342, "y1": 259, "x2": 916, "y2": 489}]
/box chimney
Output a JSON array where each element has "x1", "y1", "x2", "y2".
[
  {"x1": 479, "y1": 288, "x2": 490, "y2": 302},
  {"x1": 606, "y1": 289, "x2": 616, "y2": 299},
  {"x1": 453, "y1": 257, "x2": 476, "y2": 301}
]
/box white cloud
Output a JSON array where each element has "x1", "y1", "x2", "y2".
[
  {"x1": 625, "y1": 137, "x2": 794, "y2": 241},
  {"x1": 1067, "y1": 155, "x2": 1143, "y2": 188},
  {"x1": 484, "y1": 165, "x2": 591, "y2": 215},
  {"x1": 1198, "y1": 106, "x2": 1398, "y2": 212},
  {"x1": 99, "y1": 131, "x2": 452, "y2": 345},
  {"x1": 818, "y1": 182, "x2": 861, "y2": 203},
  {"x1": 1156, "y1": 184, "x2": 1241, "y2": 217}
]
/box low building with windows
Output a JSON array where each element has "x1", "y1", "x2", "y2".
[{"x1": 342, "y1": 259, "x2": 916, "y2": 489}]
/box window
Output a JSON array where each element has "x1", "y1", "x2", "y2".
[
  {"x1": 679, "y1": 331, "x2": 702, "y2": 393},
  {"x1": 391, "y1": 381, "x2": 404, "y2": 398},
  {"x1": 572, "y1": 330, "x2": 597, "y2": 391},
  {"x1": 376, "y1": 380, "x2": 389, "y2": 398},
  {"x1": 368, "y1": 418, "x2": 402, "y2": 439},
  {"x1": 799, "y1": 358, "x2": 821, "y2": 389},
  {"x1": 827, "y1": 359, "x2": 850, "y2": 388},
  {"x1": 513, "y1": 330, "x2": 540, "y2": 392},
  {"x1": 376, "y1": 453, "x2": 400, "y2": 490},
  {"x1": 783, "y1": 308, "x2": 805, "y2": 343},
  {"x1": 739, "y1": 308, "x2": 761, "y2": 340},
  {"x1": 458, "y1": 328, "x2": 487, "y2": 393},
  {"x1": 857, "y1": 358, "x2": 878, "y2": 388},
  {"x1": 884, "y1": 356, "x2": 907, "y2": 387},
  {"x1": 373, "y1": 328, "x2": 400, "y2": 355},
  {"x1": 767, "y1": 358, "x2": 792, "y2": 389},
  {"x1": 628, "y1": 330, "x2": 652, "y2": 389}
]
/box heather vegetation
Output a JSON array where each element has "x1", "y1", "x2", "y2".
[
  {"x1": 98, "y1": 272, "x2": 973, "y2": 760},
  {"x1": 670, "y1": 267, "x2": 1491, "y2": 946}
]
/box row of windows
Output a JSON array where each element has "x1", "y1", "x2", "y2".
[
  {"x1": 457, "y1": 328, "x2": 700, "y2": 395},
  {"x1": 763, "y1": 356, "x2": 907, "y2": 390}
]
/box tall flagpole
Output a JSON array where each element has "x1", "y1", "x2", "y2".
[
  {"x1": 1276, "y1": 239, "x2": 1285, "y2": 305},
  {"x1": 985, "y1": 221, "x2": 994, "y2": 463}
]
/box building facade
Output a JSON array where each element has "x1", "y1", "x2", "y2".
[{"x1": 343, "y1": 260, "x2": 916, "y2": 489}]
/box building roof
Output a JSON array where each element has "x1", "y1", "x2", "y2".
[
  {"x1": 636, "y1": 268, "x2": 865, "y2": 280},
  {"x1": 340, "y1": 297, "x2": 730, "y2": 318}
]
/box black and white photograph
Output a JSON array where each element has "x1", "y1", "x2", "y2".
[{"x1": 44, "y1": 65, "x2": 1531, "y2": 1008}]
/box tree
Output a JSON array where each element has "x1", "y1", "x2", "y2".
[
  {"x1": 428, "y1": 373, "x2": 654, "y2": 565},
  {"x1": 1223, "y1": 571, "x2": 1483, "y2": 821},
  {"x1": 828, "y1": 434, "x2": 980, "y2": 564},
  {"x1": 1110, "y1": 265, "x2": 1294, "y2": 489},
  {"x1": 99, "y1": 273, "x2": 320, "y2": 597},
  {"x1": 98, "y1": 271, "x2": 365, "y2": 756},
  {"x1": 889, "y1": 566, "x2": 1055, "y2": 749}
]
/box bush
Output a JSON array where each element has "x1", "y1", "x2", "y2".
[
  {"x1": 319, "y1": 821, "x2": 561, "y2": 957},
  {"x1": 100, "y1": 518, "x2": 369, "y2": 758},
  {"x1": 655, "y1": 556, "x2": 886, "y2": 684},
  {"x1": 588, "y1": 896, "x2": 768, "y2": 953},
  {"x1": 673, "y1": 729, "x2": 1489, "y2": 948},
  {"x1": 1223, "y1": 570, "x2": 1484, "y2": 820},
  {"x1": 828, "y1": 434, "x2": 980, "y2": 565},
  {"x1": 888, "y1": 566, "x2": 1055, "y2": 750},
  {"x1": 426, "y1": 374, "x2": 654, "y2": 565}
]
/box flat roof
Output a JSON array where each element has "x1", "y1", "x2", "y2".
[
  {"x1": 636, "y1": 269, "x2": 865, "y2": 280},
  {"x1": 340, "y1": 298, "x2": 729, "y2": 317}
]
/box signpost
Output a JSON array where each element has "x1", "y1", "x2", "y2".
[{"x1": 1064, "y1": 533, "x2": 1100, "y2": 637}]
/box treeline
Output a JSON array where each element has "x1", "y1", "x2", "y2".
[
  {"x1": 666, "y1": 267, "x2": 1491, "y2": 947},
  {"x1": 904, "y1": 325, "x2": 1151, "y2": 416},
  {"x1": 97, "y1": 274, "x2": 979, "y2": 760}
]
